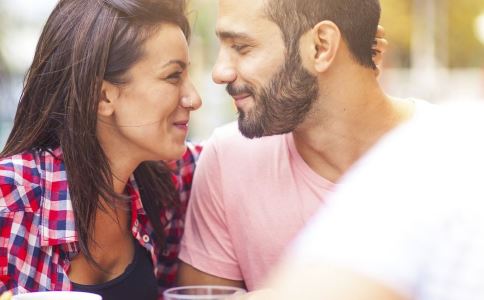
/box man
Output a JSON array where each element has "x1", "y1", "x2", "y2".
[
  {"x1": 247, "y1": 102, "x2": 484, "y2": 300},
  {"x1": 178, "y1": 0, "x2": 422, "y2": 290}
]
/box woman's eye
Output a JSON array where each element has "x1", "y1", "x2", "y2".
[{"x1": 166, "y1": 72, "x2": 182, "y2": 83}]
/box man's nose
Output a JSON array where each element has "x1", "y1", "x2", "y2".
[{"x1": 212, "y1": 50, "x2": 237, "y2": 84}]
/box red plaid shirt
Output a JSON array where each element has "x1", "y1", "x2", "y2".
[{"x1": 0, "y1": 144, "x2": 201, "y2": 298}]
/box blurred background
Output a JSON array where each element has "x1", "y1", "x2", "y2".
[{"x1": 0, "y1": 0, "x2": 483, "y2": 147}]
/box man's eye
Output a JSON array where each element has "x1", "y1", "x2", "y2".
[{"x1": 231, "y1": 44, "x2": 249, "y2": 53}]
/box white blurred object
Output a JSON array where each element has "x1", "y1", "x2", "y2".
[
  {"x1": 475, "y1": 13, "x2": 484, "y2": 45},
  {"x1": 291, "y1": 100, "x2": 484, "y2": 300},
  {"x1": 410, "y1": 0, "x2": 449, "y2": 101},
  {"x1": 12, "y1": 291, "x2": 101, "y2": 300}
]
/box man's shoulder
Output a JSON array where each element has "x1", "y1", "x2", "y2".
[
  {"x1": 210, "y1": 121, "x2": 247, "y2": 141},
  {"x1": 210, "y1": 121, "x2": 287, "y2": 152},
  {"x1": 196, "y1": 122, "x2": 291, "y2": 177}
]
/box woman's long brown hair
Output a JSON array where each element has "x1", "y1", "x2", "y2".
[{"x1": 1, "y1": 0, "x2": 190, "y2": 267}]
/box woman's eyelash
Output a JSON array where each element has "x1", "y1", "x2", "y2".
[{"x1": 166, "y1": 71, "x2": 182, "y2": 80}]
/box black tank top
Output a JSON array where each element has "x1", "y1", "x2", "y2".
[{"x1": 71, "y1": 240, "x2": 158, "y2": 300}]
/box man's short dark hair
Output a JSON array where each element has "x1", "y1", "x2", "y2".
[{"x1": 265, "y1": 0, "x2": 381, "y2": 69}]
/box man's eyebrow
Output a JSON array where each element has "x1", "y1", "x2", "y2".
[
  {"x1": 161, "y1": 60, "x2": 187, "y2": 69},
  {"x1": 216, "y1": 30, "x2": 253, "y2": 41}
]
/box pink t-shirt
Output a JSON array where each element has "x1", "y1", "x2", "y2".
[{"x1": 179, "y1": 122, "x2": 336, "y2": 290}]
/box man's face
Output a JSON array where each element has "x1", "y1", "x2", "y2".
[{"x1": 213, "y1": 0, "x2": 319, "y2": 138}]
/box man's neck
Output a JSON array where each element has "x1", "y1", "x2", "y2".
[{"x1": 292, "y1": 73, "x2": 415, "y2": 182}]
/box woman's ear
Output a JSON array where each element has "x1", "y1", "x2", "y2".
[
  {"x1": 98, "y1": 81, "x2": 120, "y2": 117},
  {"x1": 310, "y1": 20, "x2": 341, "y2": 73}
]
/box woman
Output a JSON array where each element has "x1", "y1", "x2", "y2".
[{"x1": 0, "y1": 0, "x2": 201, "y2": 299}]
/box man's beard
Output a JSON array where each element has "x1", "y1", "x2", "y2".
[{"x1": 227, "y1": 53, "x2": 319, "y2": 139}]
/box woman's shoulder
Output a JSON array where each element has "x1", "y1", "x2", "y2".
[
  {"x1": 169, "y1": 142, "x2": 202, "y2": 174},
  {"x1": 1, "y1": 149, "x2": 40, "y2": 184},
  {"x1": 0, "y1": 148, "x2": 62, "y2": 212},
  {"x1": 165, "y1": 142, "x2": 201, "y2": 204},
  {"x1": 184, "y1": 142, "x2": 203, "y2": 163}
]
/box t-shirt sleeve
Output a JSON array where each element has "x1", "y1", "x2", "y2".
[{"x1": 179, "y1": 134, "x2": 242, "y2": 280}]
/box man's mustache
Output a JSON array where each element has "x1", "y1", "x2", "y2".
[{"x1": 226, "y1": 83, "x2": 254, "y2": 97}]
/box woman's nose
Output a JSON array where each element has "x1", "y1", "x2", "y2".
[{"x1": 180, "y1": 82, "x2": 202, "y2": 111}]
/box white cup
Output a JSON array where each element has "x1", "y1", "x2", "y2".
[
  {"x1": 163, "y1": 285, "x2": 246, "y2": 300},
  {"x1": 12, "y1": 291, "x2": 102, "y2": 300}
]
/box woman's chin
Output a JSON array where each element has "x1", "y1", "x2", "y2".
[{"x1": 158, "y1": 144, "x2": 187, "y2": 162}]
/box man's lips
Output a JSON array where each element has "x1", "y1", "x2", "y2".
[{"x1": 231, "y1": 93, "x2": 252, "y2": 101}]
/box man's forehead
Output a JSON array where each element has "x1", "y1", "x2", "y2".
[
  {"x1": 217, "y1": 0, "x2": 267, "y2": 20},
  {"x1": 216, "y1": 0, "x2": 270, "y2": 37}
]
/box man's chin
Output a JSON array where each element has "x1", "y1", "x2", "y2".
[
  {"x1": 238, "y1": 116, "x2": 265, "y2": 139},
  {"x1": 238, "y1": 116, "x2": 297, "y2": 139},
  {"x1": 237, "y1": 106, "x2": 297, "y2": 138}
]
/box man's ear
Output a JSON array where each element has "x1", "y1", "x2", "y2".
[
  {"x1": 310, "y1": 20, "x2": 341, "y2": 73},
  {"x1": 98, "y1": 80, "x2": 120, "y2": 117}
]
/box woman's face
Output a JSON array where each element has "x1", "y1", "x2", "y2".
[{"x1": 99, "y1": 23, "x2": 201, "y2": 162}]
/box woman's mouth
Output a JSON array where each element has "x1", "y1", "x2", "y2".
[{"x1": 173, "y1": 120, "x2": 189, "y2": 131}]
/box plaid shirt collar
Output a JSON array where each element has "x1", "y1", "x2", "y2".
[{"x1": 38, "y1": 148, "x2": 147, "y2": 247}]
